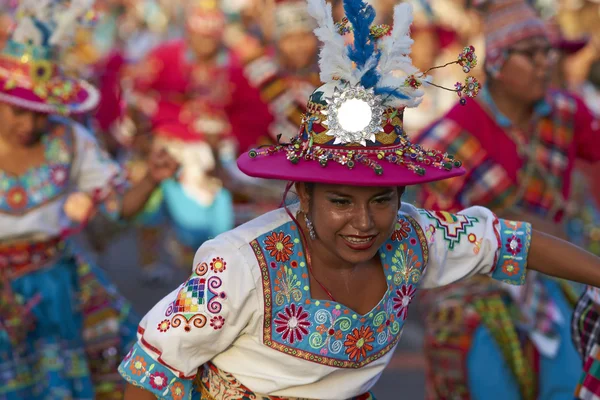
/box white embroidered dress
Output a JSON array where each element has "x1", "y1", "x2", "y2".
[{"x1": 119, "y1": 204, "x2": 530, "y2": 400}]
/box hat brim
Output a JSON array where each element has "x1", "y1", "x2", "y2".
[
  {"x1": 0, "y1": 77, "x2": 99, "y2": 115},
  {"x1": 237, "y1": 151, "x2": 465, "y2": 186}
]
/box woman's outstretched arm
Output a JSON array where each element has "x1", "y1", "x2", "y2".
[{"x1": 528, "y1": 229, "x2": 600, "y2": 287}]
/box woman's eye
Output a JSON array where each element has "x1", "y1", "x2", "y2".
[
  {"x1": 374, "y1": 197, "x2": 392, "y2": 204},
  {"x1": 330, "y1": 198, "x2": 350, "y2": 205}
]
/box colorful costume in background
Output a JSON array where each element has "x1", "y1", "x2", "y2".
[
  {"x1": 0, "y1": 2, "x2": 138, "y2": 398},
  {"x1": 413, "y1": 2, "x2": 600, "y2": 398},
  {"x1": 118, "y1": 0, "x2": 533, "y2": 397},
  {"x1": 243, "y1": 0, "x2": 320, "y2": 144},
  {"x1": 129, "y1": 0, "x2": 273, "y2": 262}
]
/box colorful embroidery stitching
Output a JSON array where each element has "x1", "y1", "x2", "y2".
[
  {"x1": 0, "y1": 125, "x2": 73, "y2": 215},
  {"x1": 419, "y1": 210, "x2": 479, "y2": 250},
  {"x1": 163, "y1": 261, "x2": 227, "y2": 332},
  {"x1": 252, "y1": 215, "x2": 429, "y2": 368},
  {"x1": 491, "y1": 220, "x2": 530, "y2": 285}
]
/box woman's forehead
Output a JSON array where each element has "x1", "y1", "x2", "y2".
[{"x1": 314, "y1": 184, "x2": 400, "y2": 195}]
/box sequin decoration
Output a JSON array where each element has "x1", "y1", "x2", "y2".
[{"x1": 250, "y1": 134, "x2": 463, "y2": 177}]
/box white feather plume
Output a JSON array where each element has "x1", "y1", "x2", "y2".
[
  {"x1": 378, "y1": 3, "x2": 415, "y2": 76},
  {"x1": 307, "y1": 0, "x2": 355, "y2": 84}
]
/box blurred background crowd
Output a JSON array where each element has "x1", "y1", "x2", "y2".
[{"x1": 2, "y1": 0, "x2": 600, "y2": 397}]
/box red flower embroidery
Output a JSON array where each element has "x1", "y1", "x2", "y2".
[
  {"x1": 6, "y1": 186, "x2": 27, "y2": 210},
  {"x1": 502, "y1": 260, "x2": 520, "y2": 276},
  {"x1": 210, "y1": 316, "x2": 225, "y2": 330},
  {"x1": 264, "y1": 231, "x2": 294, "y2": 262},
  {"x1": 50, "y1": 165, "x2": 68, "y2": 186},
  {"x1": 210, "y1": 257, "x2": 226, "y2": 273},
  {"x1": 274, "y1": 304, "x2": 311, "y2": 344},
  {"x1": 505, "y1": 236, "x2": 522, "y2": 255},
  {"x1": 149, "y1": 371, "x2": 168, "y2": 390},
  {"x1": 391, "y1": 219, "x2": 412, "y2": 241},
  {"x1": 344, "y1": 326, "x2": 375, "y2": 362},
  {"x1": 170, "y1": 382, "x2": 185, "y2": 400},
  {"x1": 157, "y1": 319, "x2": 170, "y2": 332},
  {"x1": 129, "y1": 356, "x2": 146, "y2": 376},
  {"x1": 392, "y1": 284, "x2": 417, "y2": 320}
]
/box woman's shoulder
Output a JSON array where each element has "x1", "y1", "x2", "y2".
[{"x1": 214, "y1": 206, "x2": 294, "y2": 250}]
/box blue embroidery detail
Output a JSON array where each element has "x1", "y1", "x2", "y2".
[
  {"x1": 119, "y1": 343, "x2": 193, "y2": 400},
  {"x1": 0, "y1": 125, "x2": 73, "y2": 214},
  {"x1": 252, "y1": 215, "x2": 428, "y2": 368},
  {"x1": 491, "y1": 219, "x2": 531, "y2": 285}
]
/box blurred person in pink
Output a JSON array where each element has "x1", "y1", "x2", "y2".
[{"x1": 128, "y1": 0, "x2": 273, "y2": 272}]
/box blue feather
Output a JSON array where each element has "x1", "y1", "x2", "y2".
[
  {"x1": 374, "y1": 86, "x2": 411, "y2": 100},
  {"x1": 360, "y1": 52, "x2": 381, "y2": 89},
  {"x1": 343, "y1": 0, "x2": 376, "y2": 69}
]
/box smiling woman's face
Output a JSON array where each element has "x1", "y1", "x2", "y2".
[{"x1": 296, "y1": 183, "x2": 404, "y2": 266}]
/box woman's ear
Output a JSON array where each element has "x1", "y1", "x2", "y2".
[{"x1": 294, "y1": 182, "x2": 310, "y2": 213}]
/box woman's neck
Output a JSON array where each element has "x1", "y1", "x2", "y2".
[{"x1": 487, "y1": 83, "x2": 535, "y2": 129}]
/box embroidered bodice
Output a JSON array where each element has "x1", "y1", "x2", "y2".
[
  {"x1": 0, "y1": 118, "x2": 125, "y2": 241},
  {"x1": 251, "y1": 214, "x2": 427, "y2": 368},
  {"x1": 120, "y1": 204, "x2": 529, "y2": 400}
]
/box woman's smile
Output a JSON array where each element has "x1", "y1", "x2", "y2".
[{"x1": 340, "y1": 234, "x2": 378, "y2": 251}]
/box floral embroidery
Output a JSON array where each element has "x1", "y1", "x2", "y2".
[
  {"x1": 6, "y1": 187, "x2": 28, "y2": 210},
  {"x1": 501, "y1": 260, "x2": 520, "y2": 276},
  {"x1": 345, "y1": 326, "x2": 375, "y2": 362},
  {"x1": 149, "y1": 371, "x2": 169, "y2": 390},
  {"x1": 170, "y1": 382, "x2": 186, "y2": 400},
  {"x1": 389, "y1": 243, "x2": 422, "y2": 286},
  {"x1": 49, "y1": 165, "x2": 68, "y2": 186},
  {"x1": 264, "y1": 231, "x2": 294, "y2": 262},
  {"x1": 0, "y1": 125, "x2": 74, "y2": 214},
  {"x1": 129, "y1": 356, "x2": 146, "y2": 376},
  {"x1": 391, "y1": 219, "x2": 412, "y2": 241},
  {"x1": 491, "y1": 219, "x2": 530, "y2": 285},
  {"x1": 274, "y1": 304, "x2": 311, "y2": 344},
  {"x1": 210, "y1": 257, "x2": 226, "y2": 273},
  {"x1": 468, "y1": 233, "x2": 482, "y2": 254},
  {"x1": 392, "y1": 284, "x2": 417, "y2": 320},
  {"x1": 505, "y1": 235, "x2": 522, "y2": 256},
  {"x1": 210, "y1": 316, "x2": 225, "y2": 330},
  {"x1": 252, "y1": 215, "x2": 428, "y2": 368},
  {"x1": 309, "y1": 308, "x2": 352, "y2": 356},
  {"x1": 274, "y1": 265, "x2": 303, "y2": 306},
  {"x1": 157, "y1": 319, "x2": 170, "y2": 332}
]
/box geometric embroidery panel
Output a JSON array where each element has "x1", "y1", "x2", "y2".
[
  {"x1": 419, "y1": 210, "x2": 479, "y2": 250},
  {"x1": 173, "y1": 277, "x2": 205, "y2": 314}
]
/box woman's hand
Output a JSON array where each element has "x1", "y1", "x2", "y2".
[
  {"x1": 63, "y1": 192, "x2": 96, "y2": 223},
  {"x1": 146, "y1": 147, "x2": 179, "y2": 184}
]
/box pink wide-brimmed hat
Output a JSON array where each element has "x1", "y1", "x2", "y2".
[
  {"x1": 0, "y1": 1, "x2": 100, "y2": 115},
  {"x1": 238, "y1": 0, "x2": 480, "y2": 186}
]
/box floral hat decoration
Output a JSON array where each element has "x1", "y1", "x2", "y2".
[
  {"x1": 0, "y1": 0, "x2": 100, "y2": 115},
  {"x1": 237, "y1": 0, "x2": 480, "y2": 186}
]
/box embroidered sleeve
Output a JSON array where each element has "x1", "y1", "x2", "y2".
[
  {"x1": 118, "y1": 239, "x2": 257, "y2": 399},
  {"x1": 71, "y1": 122, "x2": 128, "y2": 221},
  {"x1": 415, "y1": 205, "x2": 530, "y2": 289}
]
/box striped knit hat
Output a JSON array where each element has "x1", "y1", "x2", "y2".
[{"x1": 477, "y1": 0, "x2": 548, "y2": 74}]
